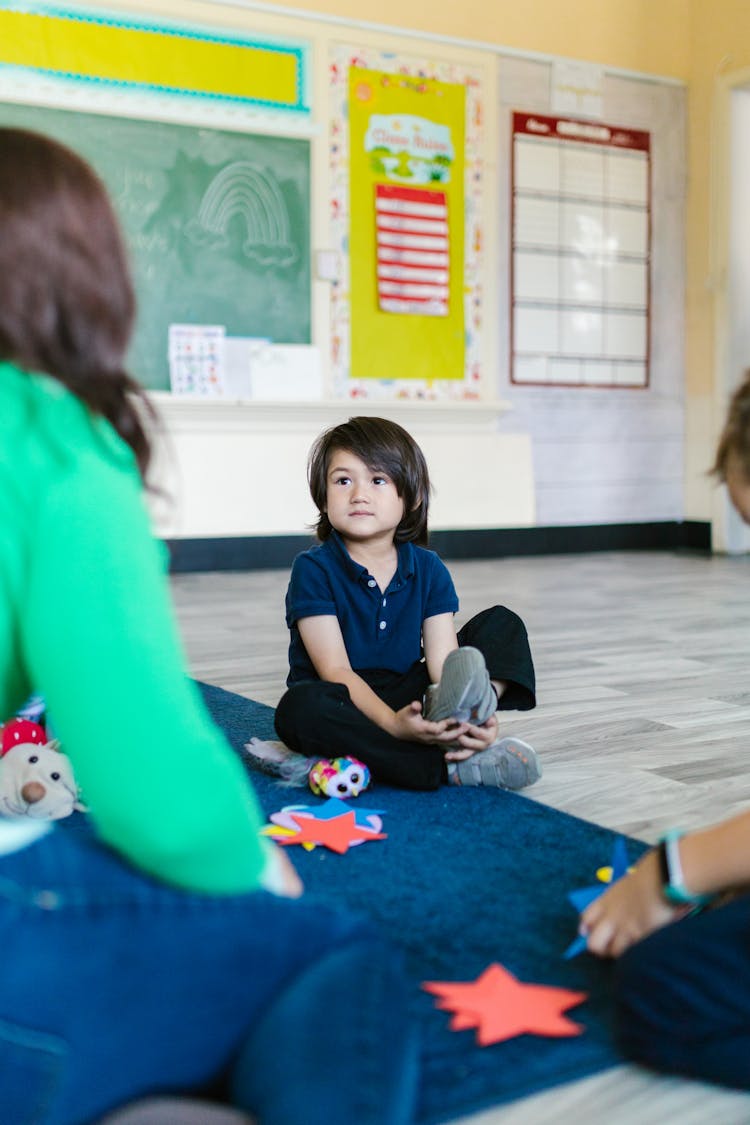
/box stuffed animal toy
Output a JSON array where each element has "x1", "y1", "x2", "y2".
[
  {"x1": 244, "y1": 739, "x2": 372, "y2": 798},
  {"x1": 308, "y1": 757, "x2": 371, "y2": 799},
  {"x1": 0, "y1": 718, "x2": 85, "y2": 820}
]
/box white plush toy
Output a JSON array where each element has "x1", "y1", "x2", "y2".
[{"x1": 0, "y1": 719, "x2": 85, "y2": 820}]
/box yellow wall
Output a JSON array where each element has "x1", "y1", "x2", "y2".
[
  {"x1": 271, "y1": 0, "x2": 691, "y2": 80},
  {"x1": 683, "y1": 1, "x2": 750, "y2": 520}
]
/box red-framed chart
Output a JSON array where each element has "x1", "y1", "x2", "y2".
[{"x1": 511, "y1": 111, "x2": 651, "y2": 389}]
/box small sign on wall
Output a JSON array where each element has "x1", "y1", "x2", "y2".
[
  {"x1": 551, "y1": 60, "x2": 604, "y2": 121},
  {"x1": 168, "y1": 324, "x2": 226, "y2": 396}
]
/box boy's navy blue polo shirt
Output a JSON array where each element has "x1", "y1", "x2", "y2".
[{"x1": 285, "y1": 531, "x2": 458, "y2": 684}]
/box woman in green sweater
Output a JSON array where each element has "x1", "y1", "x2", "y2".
[{"x1": 0, "y1": 127, "x2": 417, "y2": 1125}]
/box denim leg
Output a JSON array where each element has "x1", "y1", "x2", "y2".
[
  {"x1": 231, "y1": 934, "x2": 419, "y2": 1125},
  {"x1": 0, "y1": 825, "x2": 418, "y2": 1124},
  {"x1": 614, "y1": 894, "x2": 750, "y2": 1089},
  {"x1": 275, "y1": 680, "x2": 445, "y2": 790},
  {"x1": 457, "y1": 605, "x2": 536, "y2": 711}
]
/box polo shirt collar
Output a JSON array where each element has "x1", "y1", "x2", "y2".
[{"x1": 329, "y1": 531, "x2": 416, "y2": 584}]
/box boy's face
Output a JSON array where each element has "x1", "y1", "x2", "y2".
[
  {"x1": 324, "y1": 447, "x2": 405, "y2": 546},
  {"x1": 725, "y1": 455, "x2": 750, "y2": 525}
]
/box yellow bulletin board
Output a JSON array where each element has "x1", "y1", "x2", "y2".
[
  {"x1": 0, "y1": 2, "x2": 309, "y2": 114},
  {"x1": 348, "y1": 67, "x2": 466, "y2": 385}
]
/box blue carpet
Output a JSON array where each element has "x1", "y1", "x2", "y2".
[{"x1": 199, "y1": 682, "x2": 649, "y2": 1125}]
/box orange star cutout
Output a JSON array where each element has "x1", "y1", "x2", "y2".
[
  {"x1": 276, "y1": 810, "x2": 387, "y2": 855},
  {"x1": 422, "y1": 963, "x2": 588, "y2": 1046}
]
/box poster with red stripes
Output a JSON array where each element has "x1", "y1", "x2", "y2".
[
  {"x1": 348, "y1": 67, "x2": 466, "y2": 384},
  {"x1": 375, "y1": 184, "x2": 449, "y2": 316}
]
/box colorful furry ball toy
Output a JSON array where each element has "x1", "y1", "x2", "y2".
[{"x1": 308, "y1": 757, "x2": 371, "y2": 799}]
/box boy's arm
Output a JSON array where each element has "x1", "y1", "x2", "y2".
[
  {"x1": 298, "y1": 615, "x2": 462, "y2": 745},
  {"x1": 298, "y1": 615, "x2": 399, "y2": 732},
  {"x1": 421, "y1": 613, "x2": 459, "y2": 683}
]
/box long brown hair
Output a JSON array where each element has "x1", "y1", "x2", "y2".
[
  {"x1": 713, "y1": 370, "x2": 750, "y2": 484},
  {"x1": 307, "y1": 416, "x2": 431, "y2": 545},
  {"x1": 0, "y1": 127, "x2": 154, "y2": 480}
]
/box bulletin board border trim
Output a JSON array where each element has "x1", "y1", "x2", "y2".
[
  {"x1": 0, "y1": 1, "x2": 310, "y2": 114},
  {"x1": 329, "y1": 45, "x2": 485, "y2": 401}
]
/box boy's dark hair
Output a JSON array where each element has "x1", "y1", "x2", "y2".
[
  {"x1": 308, "y1": 416, "x2": 431, "y2": 545},
  {"x1": 0, "y1": 127, "x2": 155, "y2": 481},
  {"x1": 713, "y1": 370, "x2": 750, "y2": 483}
]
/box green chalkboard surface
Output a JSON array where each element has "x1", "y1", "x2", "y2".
[{"x1": 0, "y1": 102, "x2": 311, "y2": 390}]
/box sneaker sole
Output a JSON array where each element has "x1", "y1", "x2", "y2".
[
  {"x1": 455, "y1": 738, "x2": 541, "y2": 790},
  {"x1": 428, "y1": 647, "x2": 492, "y2": 723}
]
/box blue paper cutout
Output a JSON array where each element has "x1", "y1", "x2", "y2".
[
  {"x1": 282, "y1": 796, "x2": 386, "y2": 827},
  {"x1": 563, "y1": 933, "x2": 589, "y2": 960},
  {"x1": 564, "y1": 837, "x2": 630, "y2": 959}
]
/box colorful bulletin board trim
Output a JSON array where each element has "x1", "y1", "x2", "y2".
[
  {"x1": 330, "y1": 47, "x2": 484, "y2": 401},
  {"x1": 511, "y1": 111, "x2": 651, "y2": 389},
  {"x1": 0, "y1": 2, "x2": 309, "y2": 114}
]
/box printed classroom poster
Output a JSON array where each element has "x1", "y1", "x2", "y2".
[{"x1": 349, "y1": 68, "x2": 465, "y2": 383}]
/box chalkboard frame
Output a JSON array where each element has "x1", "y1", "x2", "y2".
[{"x1": 0, "y1": 97, "x2": 312, "y2": 391}]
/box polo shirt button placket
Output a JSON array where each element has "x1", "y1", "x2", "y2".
[{"x1": 379, "y1": 591, "x2": 389, "y2": 631}]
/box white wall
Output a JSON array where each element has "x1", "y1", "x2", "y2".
[
  {"x1": 496, "y1": 59, "x2": 686, "y2": 527},
  {"x1": 150, "y1": 398, "x2": 535, "y2": 536}
]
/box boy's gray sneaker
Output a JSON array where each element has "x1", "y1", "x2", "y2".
[
  {"x1": 424, "y1": 646, "x2": 496, "y2": 725},
  {"x1": 451, "y1": 737, "x2": 541, "y2": 790}
]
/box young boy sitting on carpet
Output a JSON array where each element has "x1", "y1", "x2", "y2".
[{"x1": 248, "y1": 416, "x2": 540, "y2": 792}]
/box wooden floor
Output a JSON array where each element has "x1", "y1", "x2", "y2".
[{"x1": 171, "y1": 550, "x2": 750, "y2": 1125}]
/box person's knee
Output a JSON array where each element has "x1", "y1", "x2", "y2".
[
  {"x1": 230, "y1": 934, "x2": 418, "y2": 1124},
  {"x1": 275, "y1": 681, "x2": 349, "y2": 745},
  {"x1": 490, "y1": 605, "x2": 527, "y2": 634},
  {"x1": 459, "y1": 605, "x2": 528, "y2": 645}
]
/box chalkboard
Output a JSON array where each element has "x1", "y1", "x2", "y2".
[{"x1": 0, "y1": 101, "x2": 311, "y2": 390}]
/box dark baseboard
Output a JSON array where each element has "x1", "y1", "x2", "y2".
[{"x1": 166, "y1": 521, "x2": 712, "y2": 573}]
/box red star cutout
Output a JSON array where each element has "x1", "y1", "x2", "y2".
[
  {"x1": 422, "y1": 962, "x2": 588, "y2": 1046},
  {"x1": 277, "y1": 810, "x2": 387, "y2": 854}
]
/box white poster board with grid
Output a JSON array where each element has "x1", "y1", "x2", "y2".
[{"x1": 511, "y1": 112, "x2": 650, "y2": 389}]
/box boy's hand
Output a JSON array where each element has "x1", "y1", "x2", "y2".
[
  {"x1": 444, "y1": 713, "x2": 500, "y2": 761},
  {"x1": 389, "y1": 700, "x2": 469, "y2": 745}
]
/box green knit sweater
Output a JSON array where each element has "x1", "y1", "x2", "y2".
[{"x1": 0, "y1": 361, "x2": 268, "y2": 893}]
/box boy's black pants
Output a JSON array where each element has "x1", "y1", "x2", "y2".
[{"x1": 274, "y1": 605, "x2": 535, "y2": 790}]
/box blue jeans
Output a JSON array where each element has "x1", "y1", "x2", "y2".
[{"x1": 0, "y1": 822, "x2": 418, "y2": 1125}]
